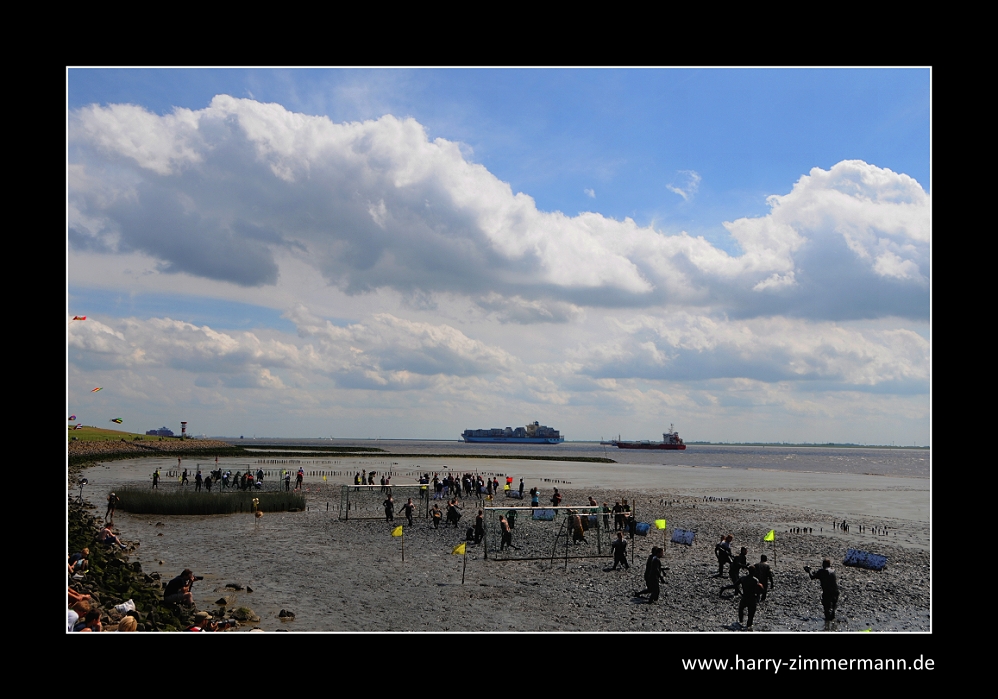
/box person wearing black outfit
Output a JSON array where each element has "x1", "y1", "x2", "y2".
[
  {"x1": 634, "y1": 547, "x2": 667, "y2": 602},
  {"x1": 474, "y1": 510, "x2": 485, "y2": 544},
  {"x1": 735, "y1": 565, "x2": 765, "y2": 629},
  {"x1": 447, "y1": 499, "x2": 462, "y2": 527},
  {"x1": 755, "y1": 555, "x2": 774, "y2": 601},
  {"x1": 806, "y1": 558, "x2": 840, "y2": 630},
  {"x1": 715, "y1": 535, "x2": 733, "y2": 577},
  {"x1": 720, "y1": 547, "x2": 748, "y2": 595},
  {"x1": 400, "y1": 498, "x2": 415, "y2": 526},
  {"x1": 610, "y1": 532, "x2": 629, "y2": 570},
  {"x1": 383, "y1": 496, "x2": 395, "y2": 523}
]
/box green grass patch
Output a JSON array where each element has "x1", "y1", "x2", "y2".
[
  {"x1": 115, "y1": 488, "x2": 306, "y2": 515},
  {"x1": 69, "y1": 426, "x2": 186, "y2": 442}
]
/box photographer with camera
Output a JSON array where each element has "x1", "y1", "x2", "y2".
[
  {"x1": 186, "y1": 611, "x2": 239, "y2": 631},
  {"x1": 164, "y1": 568, "x2": 201, "y2": 606}
]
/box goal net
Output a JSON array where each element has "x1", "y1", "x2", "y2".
[
  {"x1": 482, "y1": 504, "x2": 623, "y2": 561},
  {"x1": 338, "y1": 484, "x2": 431, "y2": 521}
]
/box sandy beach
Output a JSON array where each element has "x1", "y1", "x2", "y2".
[{"x1": 76, "y1": 452, "x2": 929, "y2": 633}]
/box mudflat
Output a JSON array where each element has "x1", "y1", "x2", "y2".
[{"x1": 77, "y1": 455, "x2": 929, "y2": 633}]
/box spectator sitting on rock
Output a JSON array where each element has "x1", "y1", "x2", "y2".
[
  {"x1": 74, "y1": 609, "x2": 102, "y2": 632},
  {"x1": 68, "y1": 599, "x2": 90, "y2": 632},
  {"x1": 116, "y1": 616, "x2": 138, "y2": 632},
  {"x1": 69, "y1": 548, "x2": 89, "y2": 575},
  {"x1": 99, "y1": 523, "x2": 127, "y2": 549},
  {"x1": 68, "y1": 586, "x2": 90, "y2": 606}
]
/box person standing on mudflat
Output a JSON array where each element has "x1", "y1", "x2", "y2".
[
  {"x1": 715, "y1": 535, "x2": 733, "y2": 577},
  {"x1": 755, "y1": 555, "x2": 774, "y2": 601},
  {"x1": 634, "y1": 547, "x2": 667, "y2": 602},
  {"x1": 805, "y1": 558, "x2": 840, "y2": 630},
  {"x1": 610, "y1": 532, "x2": 629, "y2": 570},
  {"x1": 720, "y1": 546, "x2": 748, "y2": 595},
  {"x1": 474, "y1": 510, "x2": 485, "y2": 544},
  {"x1": 735, "y1": 565, "x2": 765, "y2": 630},
  {"x1": 383, "y1": 496, "x2": 395, "y2": 523},
  {"x1": 401, "y1": 498, "x2": 415, "y2": 526},
  {"x1": 105, "y1": 492, "x2": 120, "y2": 521}
]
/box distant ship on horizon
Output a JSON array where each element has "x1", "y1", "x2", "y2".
[
  {"x1": 461, "y1": 421, "x2": 565, "y2": 444},
  {"x1": 600, "y1": 424, "x2": 687, "y2": 450}
]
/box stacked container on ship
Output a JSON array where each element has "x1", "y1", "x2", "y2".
[{"x1": 461, "y1": 421, "x2": 565, "y2": 444}]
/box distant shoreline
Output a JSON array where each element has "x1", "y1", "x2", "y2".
[{"x1": 214, "y1": 437, "x2": 929, "y2": 450}]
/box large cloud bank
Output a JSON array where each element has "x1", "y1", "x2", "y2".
[{"x1": 70, "y1": 96, "x2": 929, "y2": 321}]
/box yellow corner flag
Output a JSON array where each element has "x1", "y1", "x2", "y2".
[
  {"x1": 452, "y1": 542, "x2": 466, "y2": 555},
  {"x1": 322, "y1": 475, "x2": 327, "y2": 482},
  {"x1": 655, "y1": 519, "x2": 667, "y2": 530},
  {"x1": 764, "y1": 529, "x2": 775, "y2": 542},
  {"x1": 391, "y1": 526, "x2": 403, "y2": 537}
]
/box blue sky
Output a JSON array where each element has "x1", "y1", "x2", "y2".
[{"x1": 67, "y1": 68, "x2": 930, "y2": 443}]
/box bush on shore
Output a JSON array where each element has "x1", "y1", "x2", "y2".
[{"x1": 115, "y1": 488, "x2": 306, "y2": 515}]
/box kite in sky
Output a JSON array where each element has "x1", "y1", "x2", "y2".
[
  {"x1": 69, "y1": 415, "x2": 77, "y2": 421},
  {"x1": 91, "y1": 387, "x2": 102, "y2": 393},
  {"x1": 72, "y1": 316, "x2": 87, "y2": 321},
  {"x1": 110, "y1": 418, "x2": 123, "y2": 424}
]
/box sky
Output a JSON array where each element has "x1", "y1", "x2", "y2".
[{"x1": 66, "y1": 68, "x2": 930, "y2": 444}]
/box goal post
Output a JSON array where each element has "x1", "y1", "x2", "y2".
[
  {"x1": 482, "y1": 505, "x2": 620, "y2": 562},
  {"x1": 338, "y1": 484, "x2": 430, "y2": 521}
]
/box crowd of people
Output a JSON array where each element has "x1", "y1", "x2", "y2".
[{"x1": 165, "y1": 459, "x2": 306, "y2": 493}]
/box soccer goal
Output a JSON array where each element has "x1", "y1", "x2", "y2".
[
  {"x1": 338, "y1": 484, "x2": 431, "y2": 521},
  {"x1": 482, "y1": 505, "x2": 622, "y2": 562}
]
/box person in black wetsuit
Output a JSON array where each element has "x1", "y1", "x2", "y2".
[
  {"x1": 715, "y1": 535, "x2": 733, "y2": 577},
  {"x1": 720, "y1": 547, "x2": 748, "y2": 595},
  {"x1": 755, "y1": 554, "x2": 774, "y2": 601},
  {"x1": 634, "y1": 547, "x2": 667, "y2": 602},
  {"x1": 383, "y1": 496, "x2": 395, "y2": 523},
  {"x1": 610, "y1": 532, "x2": 629, "y2": 570},
  {"x1": 806, "y1": 558, "x2": 840, "y2": 630},
  {"x1": 474, "y1": 509, "x2": 485, "y2": 544},
  {"x1": 400, "y1": 498, "x2": 415, "y2": 526},
  {"x1": 735, "y1": 564, "x2": 764, "y2": 630}
]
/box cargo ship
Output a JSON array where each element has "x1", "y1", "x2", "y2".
[
  {"x1": 461, "y1": 421, "x2": 564, "y2": 444},
  {"x1": 601, "y1": 424, "x2": 686, "y2": 450}
]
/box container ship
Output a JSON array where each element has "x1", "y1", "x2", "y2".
[
  {"x1": 601, "y1": 425, "x2": 686, "y2": 450},
  {"x1": 461, "y1": 421, "x2": 564, "y2": 444}
]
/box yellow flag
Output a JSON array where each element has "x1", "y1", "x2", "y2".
[
  {"x1": 764, "y1": 529, "x2": 775, "y2": 542},
  {"x1": 655, "y1": 519, "x2": 667, "y2": 530},
  {"x1": 391, "y1": 526, "x2": 403, "y2": 537},
  {"x1": 322, "y1": 475, "x2": 327, "y2": 482},
  {"x1": 452, "y1": 542, "x2": 466, "y2": 555}
]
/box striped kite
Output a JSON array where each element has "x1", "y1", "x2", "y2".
[
  {"x1": 73, "y1": 424, "x2": 84, "y2": 430},
  {"x1": 110, "y1": 418, "x2": 123, "y2": 424},
  {"x1": 91, "y1": 387, "x2": 102, "y2": 393}
]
